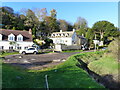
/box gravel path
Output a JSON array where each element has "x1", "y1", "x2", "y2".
[{"x1": 3, "y1": 52, "x2": 82, "y2": 70}]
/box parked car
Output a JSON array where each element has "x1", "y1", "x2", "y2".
[{"x1": 19, "y1": 47, "x2": 38, "y2": 54}]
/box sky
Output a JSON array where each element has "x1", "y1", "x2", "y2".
[{"x1": 2, "y1": 2, "x2": 118, "y2": 28}]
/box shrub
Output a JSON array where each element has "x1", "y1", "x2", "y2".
[{"x1": 106, "y1": 38, "x2": 120, "y2": 60}]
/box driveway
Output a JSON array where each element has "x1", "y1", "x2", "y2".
[{"x1": 3, "y1": 52, "x2": 82, "y2": 70}]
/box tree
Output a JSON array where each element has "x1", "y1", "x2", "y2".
[
  {"x1": 85, "y1": 28, "x2": 94, "y2": 47},
  {"x1": 50, "y1": 9, "x2": 57, "y2": 18},
  {"x1": 24, "y1": 9, "x2": 39, "y2": 37},
  {"x1": 33, "y1": 8, "x2": 47, "y2": 21},
  {"x1": 1, "y1": 6, "x2": 14, "y2": 29},
  {"x1": 44, "y1": 16, "x2": 59, "y2": 33},
  {"x1": 92, "y1": 21, "x2": 119, "y2": 44},
  {"x1": 74, "y1": 17, "x2": 88, "y2": 30},
  {"x1": 58, "y1": 19, "x2": 69, "y2": 31},
  {"x1": 74, "y1": 17, "x2": 88, "y2": 36}
]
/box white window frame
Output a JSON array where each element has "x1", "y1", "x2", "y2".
[
  {"x1": 17, "y1": 34, "x2": 23, "y2": 41},
  {"x1": 8, "y1": 33, "x2": 15, "y2": 41}
]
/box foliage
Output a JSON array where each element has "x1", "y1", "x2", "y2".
[
  {"x1": 58, "y1": 19, "x2": 69, "y2": 31},
  {"x1": 74, "y1": 17, "x2": 88, "y2": 30},
  {"x1": 85, "y1": 28, "x2": 94, "y2": 47},
  {"x1": 92, "y1": 21, "x2": 119, "y2": 44},
  {"x1": 50, "y1": 9, "x2": 57, "y2": 18},
  {"x1": 106, "y1": 38, "x2": 120, "y2": 60},
  {"x1": 74, "y1": 17, "x2": 88, "y2": 36},
  {"x1": 34, "y1": 39, "x2": 45, "y2": 46},
  {"x1": 42, "y1": 38, "x2": 53, "y2": 48},
  {"x1": 44, "y1": 16, "x2": 59, "y2": 33}
]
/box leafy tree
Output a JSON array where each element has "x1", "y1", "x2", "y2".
[
  {"x1": 50, "y1": 9, "x2": 57, "y2": 18},
  {"x1": 45, "y1": 16, "x2": 59, "y2": 33},
  {"x1": 85, "y1": 28, "x2": 94, "y2": 47},
  {"x1": 92, "y1": 21, "x2": 119, "y2": 44},
  {"x1": 33, "y1": 8, "x2": 47, "y2": 21},
  {"x1": 1, "y1": 6, "x2": 14, "y2": 29},
  {"x1": 58, "y1": 19, "x2": 69, "y2": 31}
]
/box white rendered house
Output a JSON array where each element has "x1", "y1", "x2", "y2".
[
  {"x1": 0, "y1": 29, "x2": 34, "y2": 51},
  {"x1": 49, "y1": 29, "x2": 87, "y2": 51},
  {"x1": 49, "y1": 29, "x2": 86, "y2": 46},
  {"x1": 50, "y1": 29, "x2": 78, "y2": 46}
]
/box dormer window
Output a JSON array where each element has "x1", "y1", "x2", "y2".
[
  {"x1": 65, "y1": 33, "x2": 69, "y2": 37},
  {"x1": 17, "y1": 34, "x2": 23, "y2": 41},
  {"x1": 8, "y1": 33, "x2": 15, "y2": 41},
  {"x1": 0, "y1": 34, "x2": 2, "y2": 41}
]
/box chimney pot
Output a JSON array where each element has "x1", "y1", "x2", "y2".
[
  {"x1": 29, "y1": 28, "x2": 32, "y2": 34},
  {"x1": 60, "y1": 30, "x2": 62, "y2": 32}
]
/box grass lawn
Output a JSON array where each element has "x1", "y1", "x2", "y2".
[
  {"x1": 2, "y1": 52, "x2": 104, "y2": 88},
  {"x1": 0, "y1": 52, "x2": 19, "y2": 57}
]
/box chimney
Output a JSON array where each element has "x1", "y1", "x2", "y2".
[
  {"x1": 73, "y1": 29, "x2": 75, "y2": 32},
  {"x1": 29, "y1": 28, "x2": 32, "y2": 34},
  {"x1": 60, "y1": 30, "x2": 62, "y2": 33},
  {"x1": 82, "y1": 33, "x2": 84, "y2": 37}
]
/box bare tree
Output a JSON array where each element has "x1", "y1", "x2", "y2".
[{"x1": 74, "y1": 17, "x2": 88, "y2": 30}]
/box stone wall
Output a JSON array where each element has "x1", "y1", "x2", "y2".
[{"x1": 54, "y1": 44, "x2": 81, "y2": 51}]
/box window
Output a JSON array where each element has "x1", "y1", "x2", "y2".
[
  {"x1": 17, "y1": 34, "x2": 23, "y2": 41},
  {"x1": 9, "y1": 46, "x2": 13, "y2": 50},
  {"x1": 8, "y1": 34, "x2": 15, "y2": 41},
  {"x1": 0, "y1": 46, "x2": 4, "y2": 50},
  {"x1": 24, "y1": 47, "x2": 28, "y2": 50},
  {"x1": 17, "y1": 46, "x2": 21, "y2": 50},
  {"x1": 28, "y1": 48, "x2": 35, "y2": 50}
]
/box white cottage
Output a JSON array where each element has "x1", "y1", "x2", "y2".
[{"x1": 0, "y1": 29, "x2": 34, "y2": 51}]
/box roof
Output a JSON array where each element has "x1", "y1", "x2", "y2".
[
  {"x1": 0, "y1": 29, "x2": 33, "y2": 41},
  {"x1": 50, "y1": 31, "x2": 75, "y2": 38},
  {"x1": 77, "y1": 35, "x2": 86, "y2": 40}
]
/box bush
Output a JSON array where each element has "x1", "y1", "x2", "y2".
[{"x1": 106, "y1": 38, "x2": 120, "y2": 60}]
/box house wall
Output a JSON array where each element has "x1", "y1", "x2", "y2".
[
  {"x1": 0, "y1": 41, "x2": 33, "y2": 50},
  {"x1": 72, "y1": 32, "x2": 78, "y2": 45},
  {"x1": 50, "y1": 37, "x2": 72, "y2": 46}
]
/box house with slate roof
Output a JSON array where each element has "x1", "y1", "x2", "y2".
[
  {"x1": 0, "y1": 29, "x2": 34, "y2": 50},
  {"x1": 49, "y1": 29, "x2": 87, "y2": 51}
]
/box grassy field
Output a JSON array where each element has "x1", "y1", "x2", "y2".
[{"x1": 2, "y1": 52, "x2": 104, "y2": 88}]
